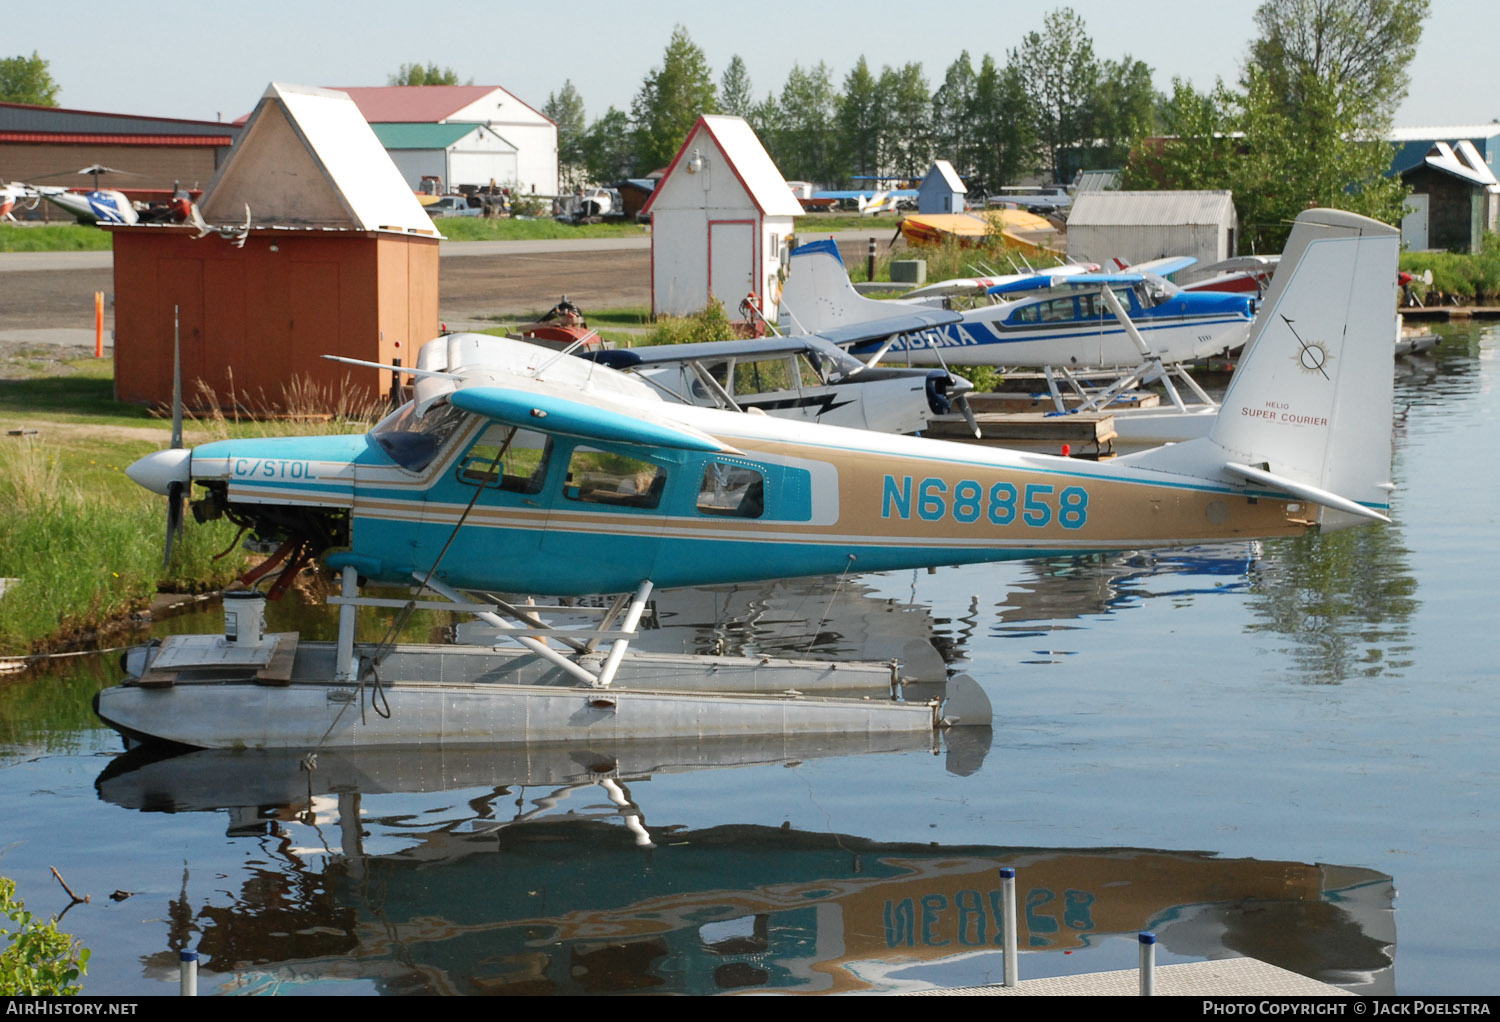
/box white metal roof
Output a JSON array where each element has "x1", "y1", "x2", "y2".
[
  {"x1": 1390, "y1": 125, "x2": 1500, "y2": 142},
  {"x1": 1068, "y1": 190, "x2": 1235, "y2": 227},
  {"x1": 922, "y1": 160, "x2": 967, "y2": 193},
  {"x1": 655, "y1": 115, "x2": 802, "y2": 217},
  {"x1": 201, "y1": 83, "x2": 436, "y2": 234}
]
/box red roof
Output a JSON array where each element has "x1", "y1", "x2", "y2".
[
  {"x1": 336, "y1": 86, "x2": 519, "y2": 123},
  {"x1": 0, "y1": 131, "x2": 232, "y2": 146}
]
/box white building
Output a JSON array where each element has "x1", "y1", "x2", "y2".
[
  {"x1": 1067, "y1": 191, "x2": 1239, "y2": 267},
  {"x1": 338, "y1": 85, "x2": 558, "y2": 196},
  {"x1": 643, "y1": 115, "x2": 803, "y2": 318},
  {"x1": 370, "y1": 123, "x2": 519, "y2": 192}
]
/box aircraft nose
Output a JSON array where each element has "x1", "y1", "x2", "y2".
[{"x1": 126, "y1": 448, "x2": 191, "y2": 495}]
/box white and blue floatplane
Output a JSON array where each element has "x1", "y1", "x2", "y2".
[{"x1": 100, "y1": 209, "x2": 1400, "y2": 751}]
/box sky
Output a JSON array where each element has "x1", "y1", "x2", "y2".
[{"x1": 8, "y1": 0, "x2": 1494, "y2": 130}]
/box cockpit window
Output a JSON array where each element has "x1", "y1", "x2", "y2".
[
  {"x1": 456, "y1": 426, "x2": 551, "y2": 494},
  {"x1": 371, "y1": 400, "x2": 469, "y2": 472}
]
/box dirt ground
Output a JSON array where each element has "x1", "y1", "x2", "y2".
[{"x1": 0, "y1": 249, "x2": 652, "y2": 346}]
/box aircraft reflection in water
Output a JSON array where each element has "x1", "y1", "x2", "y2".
[{"x1": 96, "y1": 742, "x2": 1395, "y2": 996}]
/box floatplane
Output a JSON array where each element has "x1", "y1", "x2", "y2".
[
  {"x1": 100, "y1": 209, "x2": 1398, "y2": 751},
  {"x1": 583, "y1": 333, "x2": 975, "y2": 436},
  {"x1": 779, "y1": 241, "x2": 1257, "y2": 442}
]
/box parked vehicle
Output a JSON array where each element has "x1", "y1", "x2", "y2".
[{"x1": 426, "y1": 195, "x2": 483, "y2": 218}]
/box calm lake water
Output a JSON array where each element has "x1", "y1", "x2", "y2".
[{"x1": 1, "y1": 322, "x2": 1495, "y2": 995}]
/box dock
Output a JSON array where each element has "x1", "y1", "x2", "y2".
[
  {"x1": 1399, "y1": 305, "x2": 1500, "y2": 321},
  {"x1": 908, "y1": 957, "x2": 1353, "y2": 996},
  {"x1": 925, "y1": 408, "x2": 1117, "y2": 457}
]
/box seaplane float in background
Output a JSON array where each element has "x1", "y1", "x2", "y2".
[
  {"x1": 101, "y1": 209, "x2": 1400, "y2": 752},
  {"x1": 582, "y1": 333, "x2": 975, "y2": 436},
  {"x1": 779, "y1": 241, "x2": 1258, "y2": 441}
]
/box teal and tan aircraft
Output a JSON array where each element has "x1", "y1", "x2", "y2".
[
  {"x1": 112, "y1": 208, "x2": 1397, "y2": 748},
  {"x1": 129, "y1": 207, "x2": 1397, "y2": 596}
]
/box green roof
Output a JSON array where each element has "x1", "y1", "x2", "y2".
[{"x1": 370, "y1": 122, "x2": 484, "y2": 150}]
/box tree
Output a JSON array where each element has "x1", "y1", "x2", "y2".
[
  {"x1": 719, "y1": 55, "x2": 755, "y2": 119},
  {"x1": 544, "y1": 81, "x2": 588, "y2": 189},
  {"x1": 968, "y1": 55, "x2": 1037, "y2": 192},
  {"x1": 581, "y1": 107, "x2": 635, "y2": 185},
  {"x1": 631, "y1": 25, "x2": 717, "y2": 174},
  {"x1": 1122, "y1": 76, "x2": 1237, "y2": 192},
  {"x1": 1233, "y1": 0, "x2": 1427, "y2": 250},
  {"x1": 877, "y1": 63, "x2": 933, "y2": 181},
  {"x1": 388, "y1": 63, "x2": 469, "y2": 86},
  {"x1": 836, "y1": 58, "x2": 883, "y2": 182},
  {"x1": 1234, "y1": 64, "x2": 1408, "y2": 252},
  {"x1": 774, "y1": 62, "x2": 841, "y2": 183},
  {"x1": 1085, "y1": 57, "x2": 1158, "y2": 170},
  {"x1": 0, "y1": 51, "x2": 59, "y2": 106},
  {"x1": 1248, "y1": 0, "x2": 1428, "y2": 130},
  {"x1": 932, "y1": 53, "x2": 979, "y2": 180},
  {"x1": 1125, "y1": 0, "x2": 1425, "y2": 253},
  {"x1": 1014, "y1": 7, "x2": 1099, "y2": 184}
]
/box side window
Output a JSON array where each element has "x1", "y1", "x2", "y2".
[
  {"x1": 564, "y1": 447, "x2": 667, "y2": 509},
  {"x1": 456, "y1": 426, "x2": 551, "y2": 494},
  {"x1": 1008, "y1": 304, "x2": 1040, "y2": 325},
  {"x1": 696, "y1": 462, "x2": 765, "y2": 519},
  {"x1": 1040, "y1": 297, "x2": 1077, "y2": 322},
  {"x1": 733, "y1": 357, "x2": 798, "y2": 395}
]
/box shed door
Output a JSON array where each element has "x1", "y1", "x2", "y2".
[
  {"x1": 1402, "y1": 193, "x2": 1429, "y2": 251},
  {"x1": 709, "y1": 220, "x2": 756, "y2": 308}
]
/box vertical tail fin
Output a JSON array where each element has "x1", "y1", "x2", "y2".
[
  {"x1": 1126, "y1": 208, "x2": 1399, "y2": 527},
  {"x1": 778, "y1": 240, "x2": 913, "y2": 334}
]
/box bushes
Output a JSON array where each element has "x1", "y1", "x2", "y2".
[
  {"x1": 645, "y1": 299, "x2": 738, "y2": 346},
  {"x1": 0, "y1": 877, "x2": 89, "y2": 995},
  {"x1": 1400, "y1": 233, "x2": 1500, "y2": 304}
]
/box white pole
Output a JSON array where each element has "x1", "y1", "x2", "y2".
[
  {"x1": 1000, "y1": 866, "x2": 1018, "y2": 987},
  {"x1": 180, "y1": 949, "x2": 197, "y2": 996},
  {"x1": 1139, "y1": 931, "x2": 1156, "y2": 996},
  {"x1": 334, "y1": 565, "x2": 359, "y2": 682}
]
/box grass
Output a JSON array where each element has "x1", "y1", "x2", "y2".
[
  {"x1": 433, "y1": 217, "x2": 648, "y2": 242},
  {"x1": 0, "y1": 223, "x2": 113, "y2": 253},
  {"x1": 0, "y1": 354, "x2": 400, "y2": 655},
  {"x1": 1400, "y1": 233, "x2": 1500, "y2": 304}
]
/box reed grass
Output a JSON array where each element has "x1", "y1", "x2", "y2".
[
  {"x1": 0, "y1": 438, "x2": 248, "y2": 655},
  {"x1": 1401, "y1": 234, "x2": 1500, "y2": 304}
]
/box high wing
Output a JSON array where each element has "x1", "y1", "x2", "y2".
[
  {"x1": 901, "y1": 262, "x2": 1099, "y2": 301},
  {"x1": 985, "y1": 263, "x2": 1193, "y2": 296}
]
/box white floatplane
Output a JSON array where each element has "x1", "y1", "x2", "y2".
[
  {"x1": 581, "y1": 333, "x2": 975, "y2": 436},
  {"x1": 101, "y1": 209, "x2": 1400, "y2": 751}
]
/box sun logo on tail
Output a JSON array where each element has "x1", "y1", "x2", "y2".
[{"x1": 1280, "y1": 315, "x2": 1332, "y2": 379}]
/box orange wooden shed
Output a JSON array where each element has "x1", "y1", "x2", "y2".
[{"x1": 108, "y1": 83, "x2": 441, "y2": 411}]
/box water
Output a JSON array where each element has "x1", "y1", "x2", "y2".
[{"x1": 1, "y1": 323, "x2": 1495, "y2": 995}]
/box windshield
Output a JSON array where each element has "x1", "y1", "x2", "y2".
[{"x1": 371, "y1": 400, "x2": 469, "y2": 471}]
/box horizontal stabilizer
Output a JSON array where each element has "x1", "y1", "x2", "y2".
[
  {"x1": 450, "y1": 386, "x2": 730, "y2": 453},
  {"x1": 1224, "y1": 462, "x2": 1390, "y2": 523},
  {"x1": 812, "y1": 310, "x2": 962, "y2": 347}
]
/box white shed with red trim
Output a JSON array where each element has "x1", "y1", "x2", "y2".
[{"x1": 643, "y1": 115, "x2": 801, "y2": 318}]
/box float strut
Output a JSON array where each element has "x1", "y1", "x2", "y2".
[
  {"x1": 595, "y1": 580, "x2": 653, "y2": 689},
  {"x1": 334, "y1": 565, "x2": 359, "y2": 682}
]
